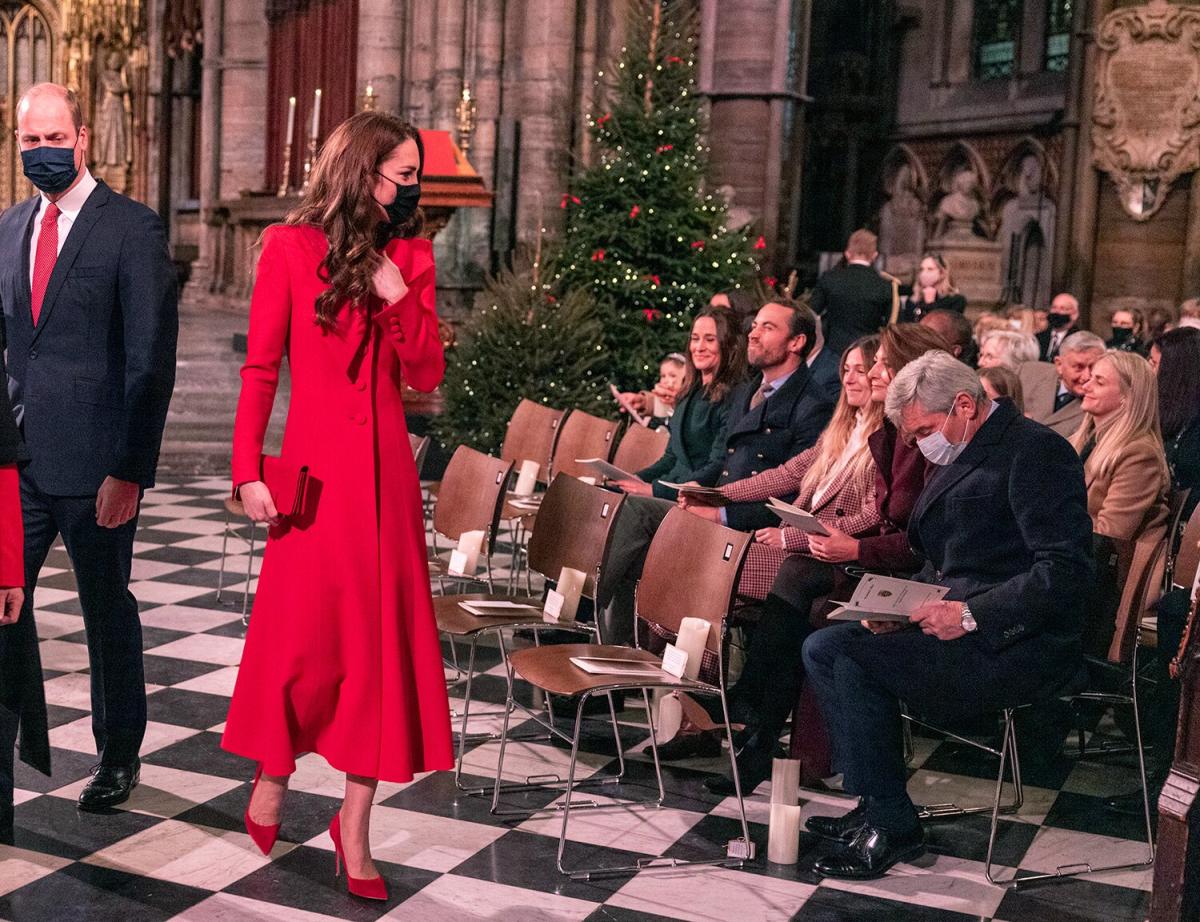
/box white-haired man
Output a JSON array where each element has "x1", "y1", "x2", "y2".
[
  {"x1": 800, "y1": 351, "x2": 1094, "y2": 880},
  {"x1": 1019, "y1": 330, "x2": 1106, "y2": 438}
]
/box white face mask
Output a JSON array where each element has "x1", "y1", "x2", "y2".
[{"x1": 916, "y1": 401, "x2": 973, "y2": 466}]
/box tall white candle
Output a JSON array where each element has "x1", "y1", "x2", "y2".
[
  {"x1": 674, "y1": 617, "x2": 711, "y2": 681},
  {"x1": 310, "y1": 88, "x2": 322, "y2": 140},
  {"x1": 285, "y1": 95, "x2": 296, "y2": 146},
  {"x1": 448, "y1": 529, "x2": 485, "y2": 576},
  {"x1": 770, "y1": 757, "x2": 801, "y2": 807},
  {"x1": 767, "y1": 803, "x2": 802, "y2": 864},
  {"x1": 513, "y1": 459, "x2": 539, "y2": 496}
]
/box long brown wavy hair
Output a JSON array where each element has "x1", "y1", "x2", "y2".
[{"x1": 286, "y1": 111, "x2": 425, "y2": 328}]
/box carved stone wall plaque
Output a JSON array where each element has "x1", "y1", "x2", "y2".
[{"x1": 1092, "y1": 0, "x2": 1200, "y2": 221}]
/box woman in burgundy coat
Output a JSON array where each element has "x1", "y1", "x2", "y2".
[{"x1": 222, "y1": 112, "x2": 452, "y2": 900}]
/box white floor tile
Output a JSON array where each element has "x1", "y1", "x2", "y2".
[
  {"x1": 50, "y1": 763, "x2": 242, "y2": 819},
  {"x1": 129, "y1": 580, "x2": 213, "y2": 605},
  {"x1": 139, "y1": 604, "x2": 242, "y2": 633},
  {"x1": 172, "y1": 893, "x2": 349, "y2": 922},
  {"x1": 36, "y1": 639, "x2": 92, "y2": 672},
  {"x1": 1017, "y1": 825, "x2": 1154, "y2": 890},
  {"x1": 32, "y1": 610, "x2": 85, "y2": 641},
  {"x1": 145, "y1": 633, "x2": 245, "y2": 666},
  {"x1": 148, "y1": 518, "x2": 229, "y2": 536},
  {"x1": 0, "y1": 845, "x2": 73, "y2": 897},
  {"x1": 608, "y1": 865, "x2": 817, "y2": 922},
  {"x1": 820, "y1": 852, "x2": 1008, "y2": 919},
  {"x1": 382, "y1": 874, "x2": 597, "y2": 921},
  {"x1": 518, "y1": 794, "x2": 706, "y2": 856},
  {"x1": 172, "y1": 665, "x2": 241, "y2": 698}
]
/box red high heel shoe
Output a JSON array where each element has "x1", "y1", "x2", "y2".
[
  {"x1": 243, "y1": 765, "x2": 281, "y2": 855},
  {"x1": 329, "y1": 812, "x2": 388, "y2": 901}
]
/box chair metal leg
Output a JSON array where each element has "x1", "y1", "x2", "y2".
[
  {"x1": 216, "y1": 507, "x2": 232, "y2": 603},
  {"x1": 909, "y1": 710, "x2": 1024, "y2": 819},
  {"x1": 241, "y1": 522, "x2": 256, "y2": 625}
]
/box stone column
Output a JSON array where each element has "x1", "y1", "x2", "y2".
[
  {"x1": 186, "y1": 0, "x2": 225, "y2": 299},
  {"x1": 357, "y1": 0, "x2": 406, "y2": 115},
  {"x1": 217, "y1": 0, "x2": 268, "y2": 199},
  {"x1": 513, "y1": 0, "x2": 578, "y2": 240}
]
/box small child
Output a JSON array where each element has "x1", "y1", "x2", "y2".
[{"x1": 616, "y1": 352, "x2": 688, "y2": 426}]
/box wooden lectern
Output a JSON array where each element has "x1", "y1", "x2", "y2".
[{"x1": 1150, "y1": 593, "x2": 1200, "y2": 921}]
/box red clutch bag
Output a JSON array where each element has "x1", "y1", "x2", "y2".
[{"x1": 261, "y1": 455, "x2": 310, "y2": 518}]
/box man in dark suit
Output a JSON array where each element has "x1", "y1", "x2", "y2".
[
  {"x1": 598, "y1": 298, "x2": 834, "y2": 648},
  {"x1": 810, "y1": 229, "x2": 894, "y2": 356},
  {"x1": 801, "y1": 352, "x2": 1093, "y2": 879},
  {"x1": 1037, "y1": 292, "x2": 1081, "y2": 361},
  {"x1": 0, "y1": 84, "x2": 177, "y2": 811}
]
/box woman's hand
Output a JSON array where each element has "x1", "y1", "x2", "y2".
[
  {"x1": 754, "y1": 527, "x2": 785, "y2": 547},
  {"x1": 612, "y1": 478, "x2": 653, "y2": 497},
  {"x1": 239, "y1": 481, "x2": 281, "y2": 526},
  {"x1": 0, "y1": 587, "x2": 23, "y2": 626},
  {"x1": 372, "y1": 255, "x2": 409, "y2": 303},
  {"x1": 616, "y1": 391, "x2": 648, "y2": 414},
  {"x1": 808, "y1": 525, "x2": 859, "y2": 563},
  {"x1": 651, "y1": 383, "x2": 677, "y2": 408}
]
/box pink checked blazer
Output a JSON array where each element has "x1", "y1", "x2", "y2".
[{"x1": 720, "y1": 441, "x2": 881, "y2": 600}]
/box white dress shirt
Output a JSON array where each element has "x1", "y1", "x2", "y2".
[{"x1": 29, "y1": 168, "x2": 98, "y2": 290}]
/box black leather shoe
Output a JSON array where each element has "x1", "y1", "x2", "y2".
[
  {"x1": 703, "y1": 734, "x2": 776, "y2": 796},
  {"x1": 806, "y1": 800, "x2": 868, "y2": 843},
  {"x1": 813, "y1": 823, "x2": 925, "y2": 880},
  {"x1": 645, "y1": 729, "x2": 722, "y2": 761},
  {"x1": 78, "y1": 759, "x2": 140, "y2": 811}
]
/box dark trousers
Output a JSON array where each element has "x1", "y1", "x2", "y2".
[
  {"x1": 802, "y1": 622, "x2": 916, "y2": 832},
  {"x1": 0, "y1": 702, "x2": 16, "y2": 837},
  {"x1": 730, "y1": 556, "x2": 834, "y2": 744},
  {"x1": 595, "y1": 496, "x2": 673, "y2": 646},
  {"x1": 21, "y1": 474, "x2": 145, "y2": 766}
]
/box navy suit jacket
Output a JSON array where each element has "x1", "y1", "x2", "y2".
[
  {"x1": 696, "y1": 363, "x2": 834, "y2": 531},
  {"x1": 1, "y1": 182, "x2": 178, "y2": 495}
]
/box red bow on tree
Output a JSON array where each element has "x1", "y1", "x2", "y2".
[
  {"x1": 560, "y1": 193, "x2": 581, "y2": 209},
  {"x1": 591, "y1": 249, "x2": 606, "y2": 262},
  {"x1": 642, "y1": 308, "x2": 662, "y2": 322},
  {"x1": 690, "y1": 240, "x2": 705, "y2": 250},
  {"x1": 754, "y1": 235, "x2": 766, "y2": 250},
  {"x1": 596, "y1": 112, "x2": 612, "y2": 126},
  {"x1": 667, "y1": 56, "x2": 684, "y2": 64},
  {"x1": 655, "y1": 144, "x2": 674, "y2": 154},
  {"x1": 629, "y1": 204, "x2": 641, "y2": 219}
]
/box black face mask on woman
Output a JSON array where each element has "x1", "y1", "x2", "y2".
[{"x1": 375, "y1": 174, "x2": 421, "y2": 238}]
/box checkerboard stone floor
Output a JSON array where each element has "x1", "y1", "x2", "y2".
[{"x1": 0, "y1": 481, "x2": 1157, "y2": 921}]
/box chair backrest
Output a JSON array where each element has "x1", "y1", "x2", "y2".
[
  {"x1": 500, "y1": 399, "x2": 566, "y2": 486},
  {"x1": 433, "y1": 445, "x2": 513, "y2": 548},
  {"x1": 525, "y1": 474, "x2": 626, "y2": 597},
  {"x1": 635, "y1": 506, "x2": 751, "y2": 658},
  {"x1": 551, "y1": 410, "x2": 621, "y2": 480},
  {"x1": 408, "y1": 433, "x2": 431, "y2": 478},
  {"x1": 1108, "y1": 526, "x2": 1168, "y2": 665},
  {"x1": 1172, "y1": 500, "x2": 1200, "y2": 592},
  {"x1": 611, "y1": 424, "x2": 669, "y2": 476}
]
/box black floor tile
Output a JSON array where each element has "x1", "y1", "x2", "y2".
[
  {"x1": 174, "y1": 783, "x2": 342, "y2": 846},
  {"x1": 11, "y1": 795, "x2": 164, "y2": 860},
  {"x1": 133, "y1": 545, "x2": 224, "y2": 566},
  {"x1": 145, "y1": 687, "x2": 233, "y2": 730},
  {"x1": 792, "y1": 887, "x2": 979, "y2": 921},
  {"x1": 0, "y1": 861, "x2": 211, "y2": 922},
  {"x1": 994, "y1": 877, "x2": 1151, "y2": 922},
  {"x1": 45, "y1": 704, "x2": 90, "y2": 730},
  {"x1": 203, "y1": 619, "x2": 250, "y2": 639},
  {"x1": 922, "y1": 814, "x2": 1039, "y2": 867},
  {"x1": 139, "y1": 654, "x2": 226, "y2": 687},
  {"x1": 221, "y1": 843, "x2": 437, "y2": 921},
  {"x1": 55, "y1": 625, "x2": 191, "y2": 653},
  {"x1": 1040, "y1": 789, "x2": 1155, "y2": 842},
  {"x1": 143, "y1": 731, "x2": 249, "y2": 780},
  {"x1": 13, "y1": 747, "x2": 100, "y2": 793}
]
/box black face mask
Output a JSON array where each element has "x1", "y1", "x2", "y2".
[
  {"x1": 1047, "y1": 312, "x2": 1073, "y2": 330},
  {"x1": 375, "y1": 174, "x2": 421, "y2": 237},
  {"x1": 1110, "y1": 327, "x2": 1133, "y2": 346}
]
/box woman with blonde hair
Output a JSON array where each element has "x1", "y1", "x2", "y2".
[
  {"x1": 223, "y1": 111, "x2": 452, "y2": 900},
  {"x1": 900, "y1": 252, "x2": 966, "y2": 323},
  {"x1": 1071, "y1": 350, "x2": 1169, "y2": 542}
]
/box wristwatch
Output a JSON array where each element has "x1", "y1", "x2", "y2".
[{"x1": 961, "y1": 603, "x2": 978, "y2": 633}]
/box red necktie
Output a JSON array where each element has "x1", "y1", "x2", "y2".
[{"x1": 31, "y1": 202, "x2": 61, "y2": 326}]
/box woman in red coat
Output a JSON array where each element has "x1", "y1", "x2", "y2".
[{"x1": 222, "y1": 111, "x2": 452, "y2": 899}]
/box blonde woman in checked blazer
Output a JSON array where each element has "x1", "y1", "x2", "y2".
[{"x1": 682, "y1": 335, "x2": 885, "y2": 601}]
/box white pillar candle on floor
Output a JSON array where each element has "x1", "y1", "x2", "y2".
[
  {"x1": 770, "y1": 757, "x2": 801, "y2": 806},
  {"x1": 513, "y1": 459, "x2": 539, "y2": 496},
  {"x1": 653, "y1": 691, "x2": 683, "y2": 744},
  {"x1": 448, "y1": 529, "x2": 485, "y2": 576},
  {"x1": 674, "y1": 617, "x2": 711, "y2": 681},
  {"x1": 767, "y1": 803, "x2": 802, "y2": 864}
]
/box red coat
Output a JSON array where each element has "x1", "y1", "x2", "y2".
[{"x1": 222, "y1": 224, "x2": 452, "y2": 782}]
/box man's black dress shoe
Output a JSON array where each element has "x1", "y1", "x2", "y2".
[
  {"x1": 813, "y1": 823, "x2": 925, "y2": 880},
  {"x1": 806, "y1": 800, "x2": 868, "y2": 843},
  {"x1": 703, "y1": 734, "x2": 776, "y2": 796},
  {"x1": 78, "y1": 759, "x2": 140, "y2": 811},
  {"x1": 645, "y1": 729, "x2": 722, "y2": 761}
]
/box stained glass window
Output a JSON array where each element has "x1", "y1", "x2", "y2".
[
  {"x1": 973, "y1": 0, "x2": 1022, "y2": 81},
  {"x1": 1045, "y1": 0, "x2": 1073, "y2": 72}
]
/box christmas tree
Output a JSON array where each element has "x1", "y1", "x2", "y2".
[
  {"x1": 433, "y1": 256, "x2": 611, "y2": 455},
  {"x1": 555, "y1": 0, "x2": 762, "y2": 387}
]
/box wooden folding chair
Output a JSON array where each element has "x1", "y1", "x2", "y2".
[
  {"x1": 1168, "y1": 495, "x2": 1200, "y2": 593},
  {"x1": 491, "y1": 507, "x2": 753, "y2": 879},
  {"x1": 216, "y1": 496, "x2": 259, "y2": 625},
  {"x1": 428, "y1": 446, "x2": 513, "y2": 596},
  {"x1": 435, "y1": 474, "x2": 627, "y2": 793},
  {"x1": 611, "y1": 423, "x2": 669, "y2": 476},
  {"x1": 409, "y1": 432, "x2": 431, "y2": 478}
]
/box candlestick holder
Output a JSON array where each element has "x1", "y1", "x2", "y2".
[
  {"x1": 301, "y1": 135, "x2": 318, "y2": 192},
  {"x1": 276, "y1": 140, "x2": 293, "y2": 197}
]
